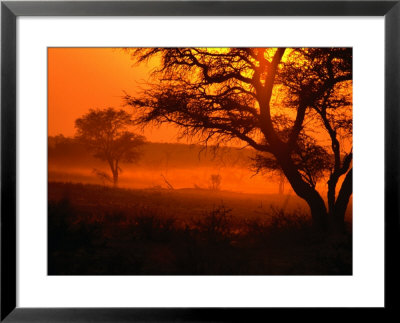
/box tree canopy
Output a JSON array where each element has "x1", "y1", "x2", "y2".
[
  {"x1": 124, "y1": 48, "x2": 352, "y2": 232},
  {"x1": 75, "y1": 107, "x2": 146, "y2": 186}
]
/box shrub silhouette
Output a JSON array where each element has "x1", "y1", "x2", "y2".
[{"x1": 192, "y1": 205, "x2": 232, "y2": 242}]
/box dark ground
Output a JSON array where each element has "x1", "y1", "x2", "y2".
[{"x1": 48, "y1": 182, "x2": 352, "y2": 275}]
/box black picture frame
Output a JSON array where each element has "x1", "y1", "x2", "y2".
[{"x1": 1, "y1": 0, "x2": 399, "y2": 321}]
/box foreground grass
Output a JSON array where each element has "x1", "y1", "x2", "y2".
[{"x1": 48, "y1": 182, "x2": 352, "y2": 275}]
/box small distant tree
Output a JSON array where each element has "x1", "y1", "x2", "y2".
[
  {"x1": 75, "y1": 107, "x2": 146, "y2": 186},
  {"x1": 210, "y1": 174, "x2": 222, "y2": 191}
]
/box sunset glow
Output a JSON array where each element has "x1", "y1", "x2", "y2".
[{"x1": 48, "y1": 48, "x2": 353, "y2": 275}]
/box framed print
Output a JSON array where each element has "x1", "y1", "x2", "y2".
[{"x1": 1, "y1": 0, "x2": 399, "y2": 321}]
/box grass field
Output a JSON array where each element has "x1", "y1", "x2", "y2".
[{"x1": 48, "y1": 182, "x2": 352, "y2": 275}]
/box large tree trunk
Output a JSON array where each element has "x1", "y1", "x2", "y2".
[
  {"x1": 275, "y1": 151, "x2": 352, "y2": 233},
  {"x1": 278, "y1": 157, "x2": 328, "y2": 231},
  {"x1": 289, "y1": 170, "x2": 352, "y2": 233},
  {"x1": 330, "y1": 168, "x2": 353, "y2": 233},
  {"x1": 307, "y1": 195, "x2": 329, "y2": 231}
]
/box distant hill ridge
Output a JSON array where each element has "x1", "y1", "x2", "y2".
[{"x1": 48, "y1": 135, "x2": 256, "y2": 169}]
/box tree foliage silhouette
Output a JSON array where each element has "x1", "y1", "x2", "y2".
[
  {"x1": 124, "y1": 48, "x2": 352, "y2": 232},
  {"x1": 75, "y1": 108, "x2": 146, "y2": 186}
]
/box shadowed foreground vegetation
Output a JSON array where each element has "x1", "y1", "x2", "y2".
[{"x1": 48, "y1": 182, "x2": 352, "y2": 275}]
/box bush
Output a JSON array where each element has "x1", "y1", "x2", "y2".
[
  {"x1": 191, "y1": 205, "x2": 232, "y2": 242},
  {"x1": 268, "y1": 206, "x2": 311, "y2": 230}
]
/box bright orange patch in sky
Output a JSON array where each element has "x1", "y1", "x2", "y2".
[{"x1": 48, "y1": 48, "x2": 179, "y2": 142}]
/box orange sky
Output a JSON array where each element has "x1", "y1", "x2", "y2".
[
  {"x1": 48, "y1": 48, "x2": 181, "y2": 142},
  {"x1": 48, "y1": 48, "x2": 351, "y2": 150}
]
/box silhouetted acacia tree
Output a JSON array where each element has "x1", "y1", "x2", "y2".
[
  {"x1": 124, "y1": 48, "x2": 352, "y2": 232},
  {"x1": 75, "y1": 108, "x2": 146, "y2": 186}
]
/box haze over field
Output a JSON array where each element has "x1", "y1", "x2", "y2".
[{"x1": 49, "y1": 136, "x2": 300, "y2": 195}]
